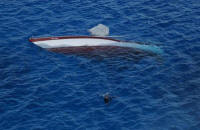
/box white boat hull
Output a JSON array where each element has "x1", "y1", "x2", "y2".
[{"x1": 29, "y1": 36, "x2": 163, "y2": 55}]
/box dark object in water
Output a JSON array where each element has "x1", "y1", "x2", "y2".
[{"x1": 104, "y1": 94, "x2": 112, "y2": 104}]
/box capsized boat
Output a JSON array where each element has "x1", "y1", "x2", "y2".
[
  {"x1": 29, "y1": 35, "x2": 163, "y2": 55},
  {"x1": 29, "y1": 24, "x2": 163, "y2": 55}
]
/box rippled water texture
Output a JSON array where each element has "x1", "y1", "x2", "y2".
[{"x1": 0, "y1": 0, "x2": 200, "y2": 129}]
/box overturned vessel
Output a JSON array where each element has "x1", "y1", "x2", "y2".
[
  {"x1": 29, "y1": 24, "x2": 163, "y2": 56},
  {"x1": 29, "y1": 36, "x2": 163, "y2": 55}
]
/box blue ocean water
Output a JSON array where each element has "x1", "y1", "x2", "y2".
[{"x1": 0, "y1": 0, "x2": 200, "y2": 129}]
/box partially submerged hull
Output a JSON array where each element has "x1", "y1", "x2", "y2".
[
  {"x1": 29, "y1": 36, "x2": 163, "y2": 55},
  {"x1": 29, "y1": 36, "x2": 121, "y2": 48}
]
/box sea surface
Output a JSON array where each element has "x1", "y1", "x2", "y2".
[{"x1": 0, "y1": 0, "x2": 200, "y2": 130}]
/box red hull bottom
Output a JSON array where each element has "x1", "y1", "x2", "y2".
[{"x1": 47, "y1": 46, "x2": 155, "y2": 60}]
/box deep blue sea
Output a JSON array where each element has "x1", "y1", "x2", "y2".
[{"x1": 1, "y1": 0, "x2": 200, "y2": 130}]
